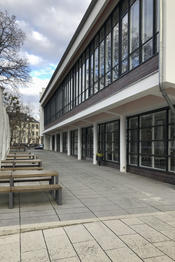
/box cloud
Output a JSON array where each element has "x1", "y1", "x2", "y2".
[
  {"x1": 24, "y1": 52, "x2": 43, "y2": 66},
  {"x1": 0, "y1": 0, "x2": 92, "y2": 118},
  {"x1": 1, "y1": 0, "x2": 91, "y2": 64}
]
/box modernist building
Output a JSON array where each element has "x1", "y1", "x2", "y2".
[{"x1": 40, "y1": 0, "x2": 175, "y2": 183}]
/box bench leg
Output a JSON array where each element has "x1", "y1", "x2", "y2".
[
  {"x1": 55, "y1": 187, "x2": 62, "y2": 205},
  {"x1": 9, "y1": 177, "x2": 14, "y2": 209},
  {"x1": 9, "y1": 192, "x2": 13, "y2": 209}
]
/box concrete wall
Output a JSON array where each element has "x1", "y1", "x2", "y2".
[
  {"x1": 0, "y1": 87, "x2": 10, "y2": 161},
  {"x1": 162, "y1": 0, "x2": 175, "y2": 86}
]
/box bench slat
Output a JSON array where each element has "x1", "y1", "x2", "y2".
[
  {"x1": 11, "y1": 184, "x2": 62, "y2": 193},
  {"x1": 12, "y1": 170, "x2": 58, "y2": 178},
  {"x1": 0, "y1": 167, "x2": 43, "y2": 171},
  {"x1": 0, "y1": 187, "x2": 10, "y2": 193}
]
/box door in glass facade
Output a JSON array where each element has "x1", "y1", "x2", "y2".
[
  {"x1": 98, "y1": 120, "x2": 120, "y2": 163},
  {"x1": 71, "y1": 130, "x2": 78, "y2": 156},
  {"x1": 57, "y1": 134, "x2": 60, "y2": 152},
  {"x1": 63, "y1": 132, "x2": 67, "y2": 153},
  {"x1": 82, "y1": 127, "x2": 93, "y2": 160},
  {"x1": 52, "y1": 135, "x2": 55, "y2": 151}
]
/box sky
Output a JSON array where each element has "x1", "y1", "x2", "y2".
[{"x1": 0, "y1": 0, "x2": 91, "y2": 119}]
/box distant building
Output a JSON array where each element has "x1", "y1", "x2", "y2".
[
  {"x1": 40, "y1": 0, "x2": 175, "y2": 184},
  {"x1": 10, "y1": 113, "x2": 40, "y2": 146}
]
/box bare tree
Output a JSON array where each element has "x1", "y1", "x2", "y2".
[{"x1": 0, "y1": 10, "x2": 30, "y2": 89}]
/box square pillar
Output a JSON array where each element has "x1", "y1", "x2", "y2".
[
  {"x1": 43, "y1": 135, "x2": 50, "y2": 150},
  {"x1": 93, "y1": 123, "x2": 98, "y2": 165},
  {"x1": 55, "y1": 134, "x2": 57, "y2": 152},
  {"x1": 120, "y1": 115, "x2": 126, "y2": 173},
  {"x1": 60, "y1": 132, "x2": 63, "y2": 153},
  {"x1": 67, "y1": 130, "x2": 71, "y2": 156},
  {"x1": 78, "y1": 127, "x2": 82, "y2": 160}
]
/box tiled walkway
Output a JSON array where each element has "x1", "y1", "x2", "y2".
[
  {"x1": 0, "y1": 150, "x2": 175, "y2": 261},
  {"x1": 0, "y1": 150, "x2": 175, "y2": 227},
  {"x1": 1, "y1": 211, "x2": 175, "y2": 261}
]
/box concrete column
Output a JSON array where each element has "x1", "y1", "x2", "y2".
[
  {"x1": 93, "y1": 123, "x2": 98, "y2": 165},
  {"x1": 60, "y1": 132, "x2": 63, "y2": 153},
  {"x1": 67, "y1": 130, "x2": 71, "y2": 156},
  {"x1": 120, "y1": 115, "x2": 127, "y2": 173},
  {"x1": 55, "y1": 134, "x2": 57, "y2": 152},
  {"x1": 44, "y1": 134, "x2": 50, "y2": 150},
  {"x1": 78, "y1": 127, "x2": 82, "y2": 160}
]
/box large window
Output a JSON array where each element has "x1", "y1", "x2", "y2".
[
  {"x1": 63, "y1": 132, "x2": 67, "y2": 153},
  {"x1": 98, "y1": 120, "x2": 120, "y2": 163},
  {"x1": 71, "y1": 130, "x2": 78, "y2": 156},
  {"x1": 82, "y1": 127, "x2": 93, "y2": 159},
  {"x1": 44, "y1": 0, "x2": 159, "y2": 127},
  {"x1": 128, "y1": 108, "x2": 175, "y2": 173}
]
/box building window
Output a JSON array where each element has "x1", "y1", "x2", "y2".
[
  {"x1": 128, "y1": 108, "x2": 175, "y2": 173},
  {"x1": 142, "y1": 0, "x2": 153, "y2": 62},
  {"x1": 99, "y1": 120, "x2": 120, "y2": 163},
  {"x1": 44, "y1": 0, "x2": 159, "y2": 127},
  {"x1": 63, "y1": 132, "x2": 67, "y2": 153},
  {"x1": 82, "y1": 127, "x2": 93, "y2": 159},
  {"x1": 130, "y1": 0, "x2": 140, "y2": 70},
  {"x1": 71, "y1": 130, "x2": 78, "y2": 156}
]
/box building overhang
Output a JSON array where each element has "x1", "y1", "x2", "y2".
[{"x1": 42, "y1": 72, "x2": 162, "y2": 135}]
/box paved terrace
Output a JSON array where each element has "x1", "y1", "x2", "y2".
[
  {"x1": 0, "y1": 150, "x2": 175, "y2": 261},
  {"x1": 0, "y1": 150, "x2": 175, "y2": 226}
]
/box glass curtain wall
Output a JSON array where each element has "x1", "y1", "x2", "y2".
[
  {"x1": 82, "y1": 127, "x2": 93, "y2": 160},
  {"x1": 63, "y1": 132, "x2": 67, "y2": 153},
  {"x1": 98, "y1": 120, "x2": 120, "y2": 163},
  {"x1": 128, "y1": 108, "x2": 175, "y2": 173},
  {"x1": 71, "y1": 130, "x2": 78, "y2": 156},
  {"x1": 44, "y1": 0, "x2": 159, "y2": 127}
]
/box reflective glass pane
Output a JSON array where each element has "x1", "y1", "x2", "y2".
[
  {"x1": 154, "y1": 157, "x2": 166, "y2": 170},
  {"x1": 154, "y1": 141, "x2": 166, "y2": 156},
  {"x1": 112, "y1": 65, "x2": 119, "y2": 81},
  {"x1": 122, "y1": 14, "x2": 128, "y2": 60},
  {"x1": 129, "y1": 117, "x2": 138, "y2": 129},
  {"x1": 140, "y1": 141, "x2": 152, "y2": 155},
  {"x1": 129, "y1": 154, "x2": 137, "y2": 165},
  {"x1": 130, "y1": 0, "x2": 140, "y2": 52},
  {"x1": 113, "y1": 24, "x2": 119, "y2": 67},
  {"x1": 142, "y1": 0, "x2": 153, "y2": 43},
  {"x1": 142, "y1": 40, "x2": 153, "y2": 62},
  {"x1": 140, "y1": 114, "x2": 152, "y2": 128},
  {"x1": 141, "y1": 156, "x2": 152, "y2": 167},
  {"x1": 130, "y1": 50, "x2": 139, "y2": 70}
]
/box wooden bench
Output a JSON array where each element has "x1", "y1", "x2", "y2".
[
  {"x1": 11, "y1": 170, "x2": 59, "y2": 184},
  {"x1": 0, "y1": 187, "x2": 11, "y2": 208},
  {"x1": 1, "y1": 159, "x2": 42, "y2": 168},
  {"x1": 0, "y1": 170, "x2": 62, "y2": 208},
  {"x1": 0, "y1": 167, "x2": 43, "y2": 171},
  {"x1": 0, "y1": 171, "x2": 12, "y2": 180},
  {"x1": 9, "y1": 184, "x2": 62, "y2": 208},
  {"x1": 6, "y1": 155, "x2": 36, "y2": 160}
]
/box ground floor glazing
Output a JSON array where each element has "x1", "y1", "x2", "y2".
[{"x1": 47, "y1": 106, "x2": 175, "y2": 180}]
